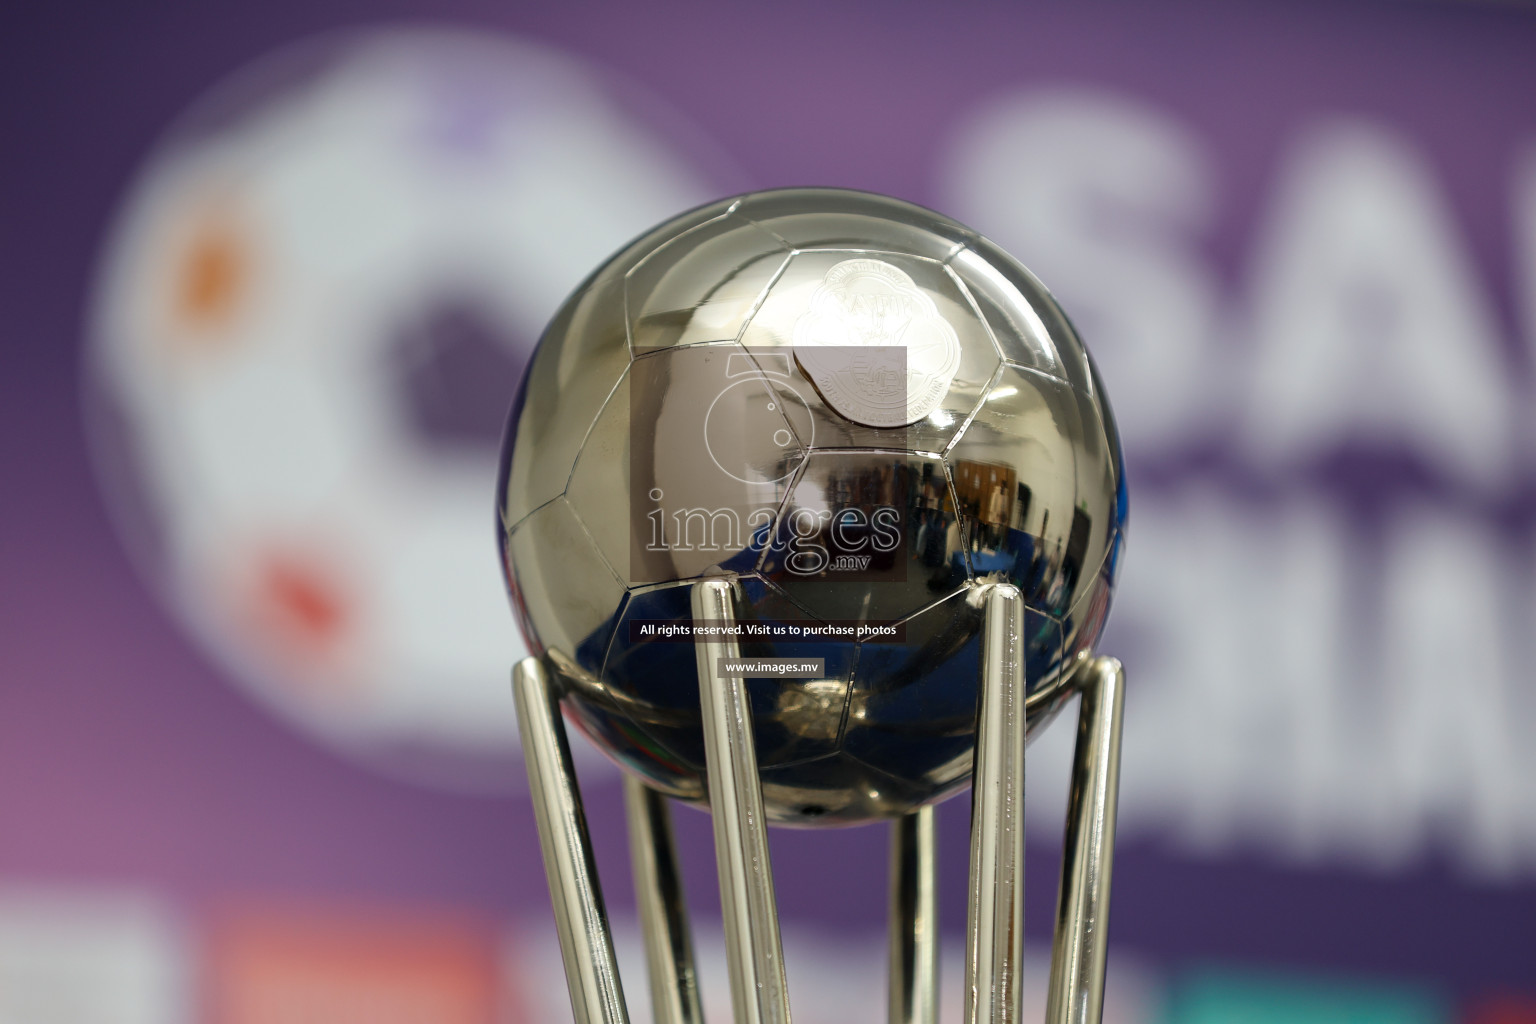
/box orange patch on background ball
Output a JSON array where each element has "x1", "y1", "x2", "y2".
[
  {"x1": 260, "y1": 554, "x2": 347, "y2": 649},
  {"x1": 235, "y1": 546, "x2": 361, "y2": 691},
  {"x1": 175, "y1": 212, "x2": 247, "y2": 330}
]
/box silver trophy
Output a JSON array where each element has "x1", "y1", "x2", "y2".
[{"x1": 497, "y1": 188, "x2": 1127, "y2": 1024}]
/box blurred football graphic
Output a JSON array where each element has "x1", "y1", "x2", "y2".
[{"x1": 87, "y1": 28, "x2": 719, "y2": 787}]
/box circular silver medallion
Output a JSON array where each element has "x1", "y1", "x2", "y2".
[{"x1": 792, "y1": 258, "x2": 962, "y2": 427}]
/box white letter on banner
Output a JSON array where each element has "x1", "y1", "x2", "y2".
[
  {"x1": 1243, "y1": 120, "x2": 1511, "y2": 488},
  {"x1": 942, "y1": 89, "x2": 1221, "y2": 453},
  {"x1": 1374, "y1": 506, "x2": 1531, "y2": 878}
]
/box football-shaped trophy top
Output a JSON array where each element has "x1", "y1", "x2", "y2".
[{"x1": 498, "y1": 188, "x2": 1125, "y2": 826}]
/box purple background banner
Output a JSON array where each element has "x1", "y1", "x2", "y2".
[{"x1": 3, "y1": 0, "x2": 1535, "y2": 1019}]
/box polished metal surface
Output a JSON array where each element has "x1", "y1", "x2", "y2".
[
  {"x1": 889, "y1": 806, "x2": 938, "y2": 1024},
  {"x1": 624, "y1": 776, "x2": 704, "y2": 1024},
  {"x1": 499, "y1": 187, "x2": 1126, "y2": 825},
  {"x1": 501, "y1": 187, "x2": 1129, "y2": 1023},
  {"x1": 512, "y1": 657, "x2": 630, "y2": 1024},
  {"x1": 1046, "y1": 657, "x2": 1126, "y2": 1024},
  {"x1": 965, "y1": 584, "x2": 1028, "y2": 1024},
  {"x1": 692, "y1": 579, "x2": 792, "y2": 1024}
]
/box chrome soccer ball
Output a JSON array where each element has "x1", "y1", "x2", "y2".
[{"x1": 498, "y1": 188, "x2": 1125, "y2": 826}]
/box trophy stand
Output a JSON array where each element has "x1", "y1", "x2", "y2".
[{"x1": 511, "y1": 579, "x2": 1126, "y2": 1024}]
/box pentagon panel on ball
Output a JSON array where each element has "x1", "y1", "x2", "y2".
[{"x1": 497, "y1": 187, "x2": 1126, "y2": 826}]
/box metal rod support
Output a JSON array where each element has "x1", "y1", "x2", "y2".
[
  {"x1": 512, "y1": 656, "x2": 630, "y2": 1024},
  {"x1": 513, "y1": 588, "x2": 1126, "y2": 1024},
  {"x1": 966, "y1": 583, "x2": 1028, "y2": 1024},
  {"x1": 1044, "y1": 657, "x2": 1126, "y2": 1024},
  {"x1": 625, "y1": 776, "x2": 705, "y2": 1024},
  {"x1": 692, "y1": 578, "x2": 792, "y2": 1024},
  {"x1": 889, "y1": 806, "x2": 939, "y2": 1024}
]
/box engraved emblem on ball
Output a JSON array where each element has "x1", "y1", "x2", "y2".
[{"x1": 792, "y1": 258, "x2": 963, "y2": 428}]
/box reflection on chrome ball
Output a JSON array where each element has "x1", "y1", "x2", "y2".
[{"x1": 498, "y1": 188, "x2": 1126, "y2": 826}]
